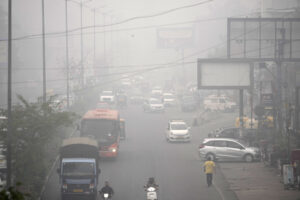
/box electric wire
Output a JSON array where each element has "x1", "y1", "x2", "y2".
[{"x1": 0, "y1": 0, "x2": 213, "y2": 42}]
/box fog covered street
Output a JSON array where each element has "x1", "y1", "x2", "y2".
[{"x1": 43, "y1": 105, "x2": 237, "y2": 200}]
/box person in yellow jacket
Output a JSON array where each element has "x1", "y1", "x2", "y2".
[{"x1": 203, "y1": 157, "x2": 216, "y2": 187}]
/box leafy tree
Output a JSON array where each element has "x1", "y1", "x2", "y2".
[
  {"x1": 0, "y1": 183, "x2": 30, "y2": 200},
  {"x1": 0, "y1": 96, "x2": 77, "y2": 199}
]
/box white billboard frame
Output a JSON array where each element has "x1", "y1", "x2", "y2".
[{"x1": 197, "y1": 59, "x2": 254, "y2": 89}]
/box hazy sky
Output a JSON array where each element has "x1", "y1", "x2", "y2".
[{"x1": 0, "y1": 0, "x2": 262, "y2": 103}]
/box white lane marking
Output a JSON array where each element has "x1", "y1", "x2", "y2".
[{"x1": 214, "y1": 182, "x2": 226, "y2": 200}]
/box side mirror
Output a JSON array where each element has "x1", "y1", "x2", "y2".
[
  {"x1": 76, "y1": 123, "x2": 80, "y2": 131},
  {"x1": 56, "y1": 168, "x2": 60, "y2": 174}
]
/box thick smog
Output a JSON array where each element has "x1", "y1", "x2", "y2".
[{"x1": 0, "y1": 0, "x2": 300, "y2": 200}]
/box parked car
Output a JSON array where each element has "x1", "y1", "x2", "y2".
[
  {"x1": 166, "y1": 120, "x2": 191, "y2": 142},
  {"x1": 181, "y1": 96, "x2": 197, "y2": 112},
  {"x1": 143, "y1": 98, "x2": 165, "y2": 113},
  {"x1": 198, "y1": 138, "x2": 260, "y2": 162}
]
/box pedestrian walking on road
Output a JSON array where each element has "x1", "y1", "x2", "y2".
[{"x1": 203, "y1": 157, "x2": 216, "y2": 187}]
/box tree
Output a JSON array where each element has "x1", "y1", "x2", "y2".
[
  {"x1": 0, "y1": 183, "x2": 30, "y2": 200},
  {"x1": 0, "y1": 96, "x2": 77, "y2": 199}
]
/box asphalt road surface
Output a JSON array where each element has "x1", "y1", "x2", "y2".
[{"x1": 42, "y1": 105, "x2": 238, "y2": 200}]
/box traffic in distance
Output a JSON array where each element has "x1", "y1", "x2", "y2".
[
  {"x1": 41, "y1": 75, "x2": 270, "y2": 200},
  {"x1": 1, "y1": 1, "x2": 300, "y2": 200}
]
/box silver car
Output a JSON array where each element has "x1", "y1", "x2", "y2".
[
  {"x1": 198, "y1": 138, "x2": 260, "y2": 162},
  {"x1": 143, "y1": 98, "x2": 165, "y2": 113}
]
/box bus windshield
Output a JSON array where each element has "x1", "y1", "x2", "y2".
[
  {"x1": 81, "y1": 119, "x2": 119, "y2": 145},
  {"x1": 62, "y1": 162, "x2": 95, "y2": 176}
]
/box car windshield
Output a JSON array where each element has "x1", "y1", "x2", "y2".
[
  {"x1": 62, "y1": 162, "x2": 95, "y2": 176},
  {"x1": 150, "y1": 99, "x2": 161, "y2": 104},
  {"x1": 171, "y1": 123, "x2": 187, "y2": 130}
]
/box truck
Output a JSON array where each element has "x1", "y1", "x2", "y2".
[{"x1": 57, "y1": 137, "x2": 100, "y2": 200}]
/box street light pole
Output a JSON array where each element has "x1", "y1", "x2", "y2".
[
  {"x1": 42, "y1": 0, "x2": 46, "y2": 103},
  {"x1": 7, "y1": 0, "x2": 12, "y2": 187},
  {"x1": 103, "y1": 13, "x2": 106, "y2": 68},
  {"x1": 93, "y1": 9, "x2": 96, "y2": 68},
  {"x1": 80, "y1": 0, "x2": 84, "y2": 88},
  {"x1": 65, "y1": 0, "x2": 70, "y2": 108}
]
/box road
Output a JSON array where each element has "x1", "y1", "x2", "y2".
[{"x1": 43, "y1": 105, "x2": 238, "y2": 200}]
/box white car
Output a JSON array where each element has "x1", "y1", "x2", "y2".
[
  {"x1": 198, "y1": 138, "x2": 260, "y2": 162},
  {"x1": 143, "y1": 98, "x2": 165, "y2": 113},
  {"x1": 162, "y1": 93, "x2": 176, "y2": 107},
  {"x1": 151, "y1": 87, "x2": 163, "y2": 97},
  {"x1": 204, "y1": 95, "x2": 236, "y2": 112},
  {"x1": 100, "y1": 91, "x2": 115, "y2": 104},
  {"x1": 166, "y1": 120, "x2": 191, "y2": 142}
]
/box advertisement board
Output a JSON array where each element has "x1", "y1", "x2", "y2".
[{"x1": 197, "y1": 59, "x2": 253, "y2": 89}]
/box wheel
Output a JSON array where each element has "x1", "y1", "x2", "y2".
[
  {"x1": 206, "y1": 153, "x2": 215, "y2": 161},
  {"x1": 244, "y1": 154, "x2": 253, "y2": 162}
]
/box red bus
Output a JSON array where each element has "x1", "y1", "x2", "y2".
[{"x1": 80, "y1": 109, "x2": 121, "y2": 158}]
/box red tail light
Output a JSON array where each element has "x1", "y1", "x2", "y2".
[{"x1": 199, "y1": 144, "x2": 205, "y2": 149}]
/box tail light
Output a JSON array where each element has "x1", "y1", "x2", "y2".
[{"x1": 198, "y1": 144, "x2": 205, "y2": 149}]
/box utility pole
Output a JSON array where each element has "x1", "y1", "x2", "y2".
[
  {"x1": 110, "y1": 15, "x2": 113, "y2": 67},
  {"x1": 182, "y1": 49, "x2": 185, "y2": 84},
  {"x1": 93, "y1": 9, "x2": 96, "y2": 70},
  {"x1": 7, "y1": 0, "x2": 12, "y2": 187},
  {"x1": 65, "y1": 0, "x2": 69, "y2": 108},
  {"x1": 239, "y1": 89, "x2": 244, "y2": 128},
  {"x1": 80, "y1": 0, "x2": 84, "y2": 88},
  {"x1": 42, "y1": 0, "x2": 46, "y2": 103},
  {"x1": 103, "y1": 13, "x2": 106, "y2": 69},
  {"x1": 276, "y1": 27, "x2": 285, "y2": 140}
]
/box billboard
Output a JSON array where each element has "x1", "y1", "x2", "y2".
[
  {"x1": 197, "y1": 59, "x2": 253, "y2": 89},
  {"x1": 157, "y1": 27, "x2": 194, "y2": 49},
  {"x1": 227, "y1": 18, "x2": 300, "y2": 60}
]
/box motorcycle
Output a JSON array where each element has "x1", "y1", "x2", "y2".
[{"x1": 144, "y1": 186, "x2": 158, "y2": 200}]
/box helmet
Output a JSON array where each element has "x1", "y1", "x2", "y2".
[{"x1": 148, "y1": 177, "x2": 155, "y2": 184}]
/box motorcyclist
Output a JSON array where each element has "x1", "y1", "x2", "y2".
[
  {"x1": 99, "y1": 181, "x2": 114, "y2": 199},
  {"x1": 145, "y1": 177, "x2": 158, "y2": 189}
]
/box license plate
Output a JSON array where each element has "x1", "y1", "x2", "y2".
[{"x1": 73, "y1": 189, "x2": 83, "y2": 193}]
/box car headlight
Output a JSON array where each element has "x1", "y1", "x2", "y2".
[
  {"x1": 110, "y1": 148, "x2": 117, "y2": 152},
  {"x1": 62, "y1": 184, "x2": 68, "y2": 189}
]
